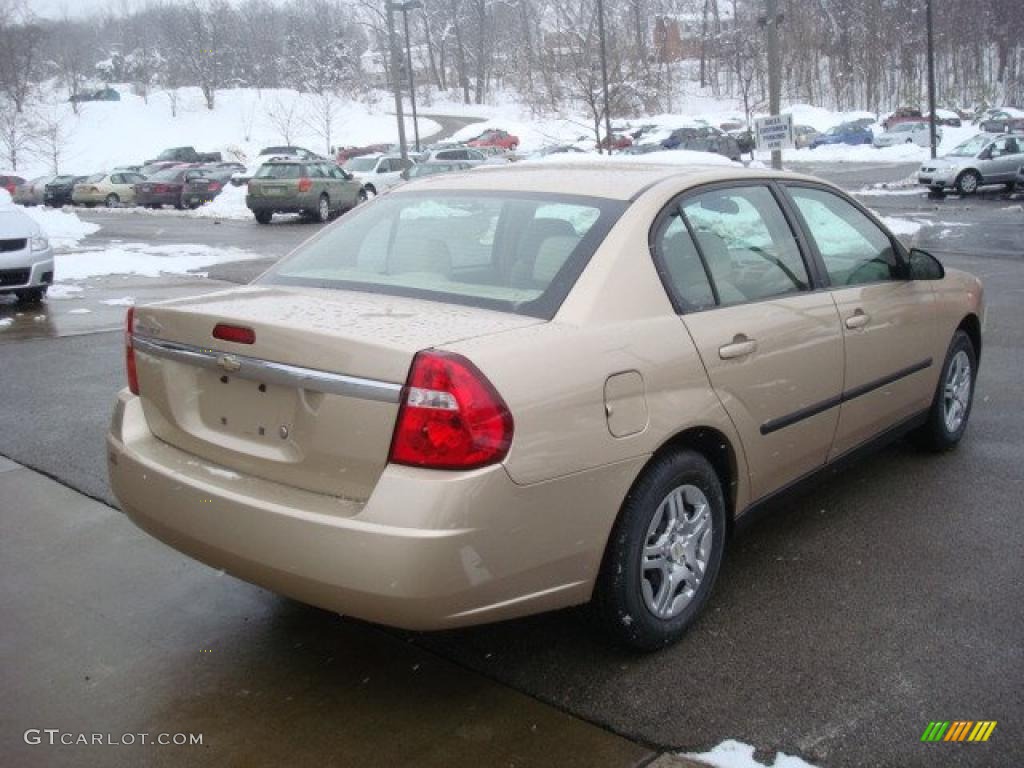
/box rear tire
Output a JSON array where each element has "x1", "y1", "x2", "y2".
[
  {"x1": 593, "y1": 450, "x2": 727, "y2": 651},
  {"x1": 15, "y1": 287, "x2": 46, "y2": 304},
  {"x1": 253, "y1": 210, "x2": 272, "y2": 225},
  {"x1": 315, "y1": 194, "x2": 330, "y2": 223},
  {"x1": 927, "y1": 186, "x2": 946, "y2": 199},
  {"x1": 911, "y1": 330, "x2": 977, "y2": 452}
]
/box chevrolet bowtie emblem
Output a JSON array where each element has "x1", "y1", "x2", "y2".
[{"x1": 216, "y1": 354, "x2": 242, "y2": 373}]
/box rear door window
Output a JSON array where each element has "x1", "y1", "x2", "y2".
[{"x1": 680, "y1": 186, "x2": 810, "y2": 306}]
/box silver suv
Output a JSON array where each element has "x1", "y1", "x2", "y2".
[{"x1": 918, "y1": 133, "x2": 1023, "y2": 195}]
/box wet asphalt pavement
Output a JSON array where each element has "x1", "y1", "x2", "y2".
[{"x1": 1, "y1": 162, "x2": 1022, "y2": 767}]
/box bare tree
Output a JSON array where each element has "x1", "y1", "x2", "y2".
[
  {"x1": 0, "y1": 97, "x2": 36, "y2": 170},
  {"x1": 0, "y1": 0, "x2": 45, "y2": 113},
  {"x1": 267, "y1": 96, "x2": 301, "y2": 145},
  {"x1": 31, "y1": 97, "x2": 73, "y2": 174}
]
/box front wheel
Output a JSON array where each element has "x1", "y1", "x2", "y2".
[
  {"x1": 105, "y1": 193, "x2": 119, "y2": 207},
  {"x1": 15, "y1": 287, "x2": 47, "y2": 304},
  {"x1": 357, "y1": 187, "x2": 368, "y2": 203},
  {"x1": 594, "y1": 450, "x2": 726, "y2": 651},
  {"x1": 912, "y1": 330, "x2": 977, "y2": 452},
  {"x1": 955, "y1": 169, "x2": 981, "y2": 195}
]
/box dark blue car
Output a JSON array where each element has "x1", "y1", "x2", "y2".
[{"x1": 809, "y1": 122, "x2": 874, "y2": 149}]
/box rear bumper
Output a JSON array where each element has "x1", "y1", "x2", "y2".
[
  {"x1": 246, "y1": 194, "x2": 316, "y2": 213},
  {"x1": 107, "y1": 390, "x2": 642, "y2": 630}
]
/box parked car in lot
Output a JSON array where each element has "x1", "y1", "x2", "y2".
[
  {"x1": 181, "y1": 171, "x2": 229, "y2": 208},
  {"x1": 335, "y1": 144, "x2": 390, "y2": 164},
  {"x1": 1, "y1": 191, "x2": 54, "y2": 303},
  {"x1": 106, "y1": 162, "x2": 984, "y2": 650},
  {"x1": 12, "y1": 176, "x2": 52, "y2": 206},
  {"x1": 809, "y1": 122, "x2": 874, "y2": 149},
  {"x1": 134, "y1": 167, "x2": 209, "y2": 209},
  {"x1": 400, "y1": 161, "x2": 474, "y2": 181},
  {"x1": 246, "y1": 159, "x2": 364, "y2": 224},
  {"x1": 793, "y1": 124, "x2": 820, "y2": 149},
  {"x1": 342, "y1": 154, "x2": 414, "y2": 195},
  {"x1": 72, "y1": 172, "x2": 146, "y2": 207},
  {"x1": 419, "y1": 147, "x2": 490, "y2": 165},
  {"x1": 1, "y1": 174, "x2": 26, "y2": 197},
  {"x1": 230, "y1": 147, "x2": 325, "y2": 187},
  {"x1": 882, "y1": 106, "x2": 922, "y2": 130},
  {"x1": 145, "y1": 146, "x2": 222, "y2": 165},
  {"x1": 69, "y1": 87, "x2": 120, "y2": 103},
  {"x1": 926, "y1": 109, "x2": 962, "y2": 127},
  {"x1": 468, "y1": 129, "x2": 520, "y2": 151},
  {"x1": 917, "y1": 133, "x2": 1023, "y2": 195},
  {"x1": 979, "y1": 116, "x2": 1024, "y2": 135},
  {"x1": 44, "y1": 175, "x2": 88, "y2": 207},
  {"x1": 873, "y1": 121, "x2": 940, "y2": 148},
  {"x1": 726, "y1": 128, "x2": 754, "y2": 154},
  {"x1": 662, "y1": 126, "x2": 741, "y2": 161},
  {"x1": 599, "y1": 134, "x2": 634, "y2": 150}
]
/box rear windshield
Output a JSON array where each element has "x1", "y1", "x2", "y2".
[
  {"x1": 344, "y1": 157, "x2": 379, "y2": 172},
  {"x1": 255, "y1": 164, "x2": 303, "y2": 179},
  {"x1": 258, "y1": 191, "x2": 626, "y2": 318}
]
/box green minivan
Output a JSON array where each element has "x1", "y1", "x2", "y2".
[{"x1": 246, "y1": 160, "x2": 366, "y2": 224}]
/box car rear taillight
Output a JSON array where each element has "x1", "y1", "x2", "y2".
[
  {"x1": 389, "y1": 351, "x2": 513, "y2": 470},
  {"x1": 212, "y1": 323, "x2": 255, "y2": 344},
  {"x1": 153, "y1": 184, "x2": 168, "y2": 193},
  {"x1": 297, "y1": 177, "x2": 312, "y2": 192},
  {"x1": 125, "y1": 307, "x2": 139, "y2": 395},
  {"x1": 209, "y1": 181, "x2": 221, "y2": 191}
]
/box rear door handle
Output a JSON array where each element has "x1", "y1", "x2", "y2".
[
  {"x1": 719, "y1": 335, "x2": 757, "y2": 360},
  {"x1": 845, "y1": 310, "x2": 870, "y2": 330}
]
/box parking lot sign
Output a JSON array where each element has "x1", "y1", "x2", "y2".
[{"x1": 755, "y1": 114, "x2": 795, "y2": 151}]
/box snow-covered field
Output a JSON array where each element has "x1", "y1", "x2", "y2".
[
  {"x1": 55, "y1": 243, "x2": 258, "y2": 281},
  {"x1": 14, "y1": 85, "x2": 440, "y2": 178}
]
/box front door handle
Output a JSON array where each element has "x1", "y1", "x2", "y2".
[
  {"x1": 719, "y1": 335, "x2": 757, "y2": 360},
  {"x1": 845, "y1": 309, "x2": 870, "y2": 330}
]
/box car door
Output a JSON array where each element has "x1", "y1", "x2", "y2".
[
  {"x1": 655, "y1": 183, "x2": 845, "y2": 501},
  {"x1": 982, "y1": 137, "x2": 1023, "y2": 182},
  {"x1": 783, "y1": 183, "x2": 938, "y2": 459}
]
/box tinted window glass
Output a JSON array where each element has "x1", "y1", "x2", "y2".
[
  {"x1": 258, "y1": 192, "x2": 624, "y2": 318},
  {"x1": 788, "y1": 187, "x2": 900, "y2": 286},
  {"x1": 255, "y1": 164, "x2": 302, "y2": 179},
  {"x1": 681, "y1": 186, "x2": 809, "y2": 306},
  {"x1": 653, "y1": 212, "x2": 716, "y2": 310}
]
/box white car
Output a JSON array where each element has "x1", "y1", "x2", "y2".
[
  {"x1": 342, "y1": 154, "x2": 414, "y2": 195},
  {"x1": 873, "y1": 121, "x2": 941, "y2": 148},
  {"x1": 0, "y1": 190, "x2": 54, "y2": 304}
]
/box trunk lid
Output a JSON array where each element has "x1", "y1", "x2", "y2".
[{"x1": 131, "y1": 285, "x2": 541, "y2": 500}]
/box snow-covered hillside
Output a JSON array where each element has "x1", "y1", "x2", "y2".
[{"x1": 16, "y1": 85, "x2": 439, "y2": 178}]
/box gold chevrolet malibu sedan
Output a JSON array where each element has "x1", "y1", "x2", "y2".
[{"x1": 107, "y1": 163, "x2": 983, "y2": 650}]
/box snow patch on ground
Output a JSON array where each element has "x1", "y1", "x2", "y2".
[
  {"x1": 20, "y1": 206, "x2": 101, "y2": 248},
  {"x1": 55, "y1": 242, "x2": 257, "y2": 281},
  {"x1": 100, "y1": 296, "x2": 136, "y2": 306},
  {"x1": 0, "y1": 318, "x2": 12, "y2": 328},
  {"x1": 46, "y1": 284, "x2": 84, "y2": 299},
  {"x1": 190, "y1": 183, "x2": 252, "y2": 220},
  {"x1": 685, "y1": 740, "x2": 821, "y2": 768},
  {"x1": 68, "y1": 308, "x2": 92, "y2": 314},
  {"x1": 880, "y1": 216, "x2": 924, "y2": 237}
]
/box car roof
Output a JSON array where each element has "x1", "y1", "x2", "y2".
[{"x1": 398, "y1": 162, "x2": 822, "y2": 201}]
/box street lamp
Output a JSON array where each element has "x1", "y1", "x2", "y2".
[{"x1": 388, "y1": 0, "x2": 423, "y2": 153}]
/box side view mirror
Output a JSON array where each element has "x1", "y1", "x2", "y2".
[{"x1": 908, "y1": 248, "x2": 945, "y2": 280}]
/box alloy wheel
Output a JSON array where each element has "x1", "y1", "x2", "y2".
[
  {"x1": 943, "y1": 350, "x2": 971, "y2": 433},
  {"x1": 641, "y1": 485, "x2": 712, "y2": 619}
]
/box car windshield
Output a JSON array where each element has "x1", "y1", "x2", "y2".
[
  {"x1": 255, "y1": 164, "x2": 302, "y2": 179},
  {"x1": 257, "y1": 191, "x2": 625, "y2": 318},
  {"x1": 947, "y1": 135, "x2": 989, "y2": 157},
  {"x1": 155, "y1": 149, "x2": 184, "y2": 160},
  {"x1": 149, "y1": 169, "x2": 184, "y2": 181},
  {"x1": 344, "y1": 157, "x2": 379, "y2": 172},
  {"x1": 825, "y1": 126, "x2": 845, "y2": 136},
  {"x1": 52, "y1": 176, "x2": 75, "y2": 183}
]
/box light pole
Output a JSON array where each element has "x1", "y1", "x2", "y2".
[
  {"x1": 391, "y1": 0, "x2": 423, "y2": 152},
  {"x1": 596, "y1": 0, "x2": 613, "y2": 155},
  {"x1": 925, "y1": 0, "x2": 937, "y2": 159},
  {"x1": 763, "y1": 0, "x2": 783, "y2": 170},
  {"x1": 385, "y1": 1, "x2": 408, "y2": 161}
]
